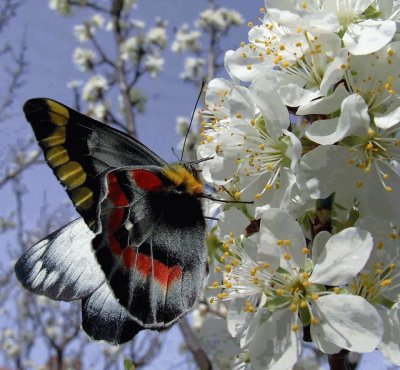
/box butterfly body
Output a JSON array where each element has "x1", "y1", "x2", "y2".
[{"x1": 15, "y1": 98, "x2": 207, "y2": 344}]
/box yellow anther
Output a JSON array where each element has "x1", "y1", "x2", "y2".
[
  {"x1": 260, "y1": 7, "x2": 265, "y2": 13},
  {"x1": 255, "y1": 193, "x2": 262, "y2": 200},
  {"x1": 224, "y1": 251, "x2": 230, "y2": 257},
  {"x1": 283, "y1": 253, "x2": 291, "y2": 260},
  {"x1": 300, "y1": 300, "x2": 308, "y2": 309},
  {"x1": 232, "y1": 259, "x2": 240, "y2": 267},
  {"x1": 334, "y1": 287, "x2": 341, "y2": 294},
  {"x1": 210, "y1": 297, "x2": 215, "y2": 303},
  {"x1": 215, "y1": 266, "x2": 222, "y2": 273},
  {"x1": 381, "y1": 279, "x2": 392, "y2": 287},
  {"x1": 385, "y1": 186, "x2": 393, "y2": 192},
  {"x1": 311, "y1": 316, "x2": 319, "y2": 325},
  {"x1": 220, "y1": 256, "x2": 225, "y2": 263},
  {"x1": 247, "y1": 64, "x2": 252, "y2": 70},
  {"x1": 277, "y1": 239, "x2": 284, "y2": 246},
  {"x1": 264, "y1": 184, "x2": 272, "y2": 190},
  {"x1": 253, "y1": 277, "x2": 260, "y2": 285},
  {"x1": 283, "y1": 239, "x2": 291, "y2": 246},
  {"x1": 377, "y1": 241, "x2": 384, "y2": 249},
  {"x1": 225, "y1": 264, "x2": 232, "y2": 273},
  {"x1": 247, "y1": 21, "x2": 254, "y2": 28},
  {"x1": 250, "y1": 119, "x2": 256, "y2": 126},
  {"x1": 302, "y1": 247, "x2": 310, "y2": 254},
  {"x1": 290, "y1": 303, "x2": 297, "y2": 312},
  {"x1": 390, "y1": 263, "x2": 397, "y2": 270},
  {"x1": 388, "y1": 48, "x2": 395, "y2": 56},
  {"x1": 234, "y1": 191, "x2": 241, "y2": 200},
  {"x1": 240, "y1": 42, "x2": 246, "y2": 47},
  {"x1": 217, "y1": 293, "x2": 223, "y2": 299},
  {"x1": 347, "y1": 159, "x2": 355, "y2": 165},
  {"x1": 276, "y1": 289, "x2": 285, "y2": 296},
  {"x1": 224, "y1": 281, "x2": 232, "y2": 289},
  {"x1": 292, "y1": 324, "x2": 299, "y2": 332},
  {"x1": 212, "y1": 281, "x2": 219, "y2": 288},
  {"x1": 356, "y1": 180, "x2": 364, "y2": 188},
  {"x1": 302, "y1": 272, "x2": 310, "y2": 279},
  {"x1": 263, "y1": 262, "x2": 270, "y2": 269},
  {"x1": 311, "y1": 293, "x2": 319, "y2": 300},
  {"x1": 340, "y1": 64, "x2": 347, "y2": 70},
  {"x1": 390, "y1": 232, "x2": 398, "y2": 240}
]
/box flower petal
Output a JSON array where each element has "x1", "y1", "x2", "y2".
[
  {"x1": 343, "y1": 20, "x2": 396, "y2": 55},
  {"x1": 311, "y1": 295, "x2": 383, "y2": 352},
  {"x1": 310, "y1": 227, "x2": 373, "y2": 285},
  {"x1": 249, "y1": 309, "x2": 301, "y2": 370}
]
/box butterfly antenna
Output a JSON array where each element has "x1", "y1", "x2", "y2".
[
  {"x1": 202, "y1": 194, "x2": 254, "y2": 205},
  {"x1": 180, "y1": 80, "x2": 206, "y2": 162}
]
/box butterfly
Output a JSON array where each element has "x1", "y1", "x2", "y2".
[{"x1": 15, "y1": 98, "x2": 207, "y2": 344}]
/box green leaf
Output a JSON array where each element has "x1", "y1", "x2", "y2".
[{"x1": 124, "y1": 359, "x2": 135, "y2": 370}]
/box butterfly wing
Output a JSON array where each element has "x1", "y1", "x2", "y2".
[
  {"x1": 23, "y1": 98, "x2": 166, "y2": 233},
  {"x1": 15, "y1": 218, "x2": 104, "y2": 301},
  {"x1": 82, "y1": 281, "x2": 144, "y2": 344},
  {"x1": 93, "y1": 167, "x2": 207, "y2": 329}
]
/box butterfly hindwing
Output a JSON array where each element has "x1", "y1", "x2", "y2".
[
  {"x1": 23, "y1": 98, "x2": 166, "y2": 233},
  {"x1": 93, "y1": 167, "x2": 207, "y2": 328},
  {"x1": 15, "y1": 218, "x2": 105, "y2": 301},
  {"x1": 82, "y1": 281, "x2": 144, "y2": 344}
]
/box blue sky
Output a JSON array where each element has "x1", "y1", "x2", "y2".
[{"x1": 0, "y1": 0, "x2": 398, "y2": 369}]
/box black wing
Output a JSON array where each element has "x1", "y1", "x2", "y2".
[{"x1": 23, "y1": 98, "x2": 166, "y2": 233}]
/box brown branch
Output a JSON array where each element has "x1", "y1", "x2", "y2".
[
  {"x1": 0, "y1": 151, "x2": 42, "y2": 189},
  {"x1": 178, "y1": 317, "x2": 211, "y2": 370}
]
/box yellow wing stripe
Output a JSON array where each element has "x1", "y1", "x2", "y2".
[
  {"x1": 56, "y1": 161, "x2": 87, "y2": 190},
  {"x1": 71, "y1": 186, "x2": 94, "y2": 210},
  {"x1": 46, "y1": 100, "x2": 69, "y2": 126},
  {"x1": 41, "y1": 127, "x2": 66, "y2": 147},
  {"x1": 46, "y1": 146, "x2": 69, "y2": 167}
]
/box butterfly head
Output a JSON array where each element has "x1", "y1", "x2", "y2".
[{"x1": 162, "y1": 164, "x2": 204, "y2": 196}]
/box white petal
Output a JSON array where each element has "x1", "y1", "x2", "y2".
[
  {"x1": 249, "y1": 309, "x2": 301, "y2": 370},
  {"x1": 311, "y1": 231, "x2": 331, "y2": 265},
  {"x1": 218, "y1": 208, "x2": 250, "y2": 238},
  {"x1": 297, "y1": 83, "x2": 349, "y2": 115},
  {"x1": 298, "y1": 145, "x2": 356, "y2": 199},
  {"x1": 311, "y1": 295, "x2": 383, "y2": 352},
  {"x1": 306, "y1": 94, "x2": 369, "y2": 145},
  {"x1": 319, "y1": 48, "x2": 348, "y2": 96},
  {"x1": 343, "y1": 20, "x2": 396, "y2": 55},
  {"x1": 250, "y1": 78, "x2": 290, "y2": 138},
  {"x1": 310, "y1": 227, "x2": 373, "y2": 285},
  {"x1": 229, "y1": 86, "x2": 256, "y2": 125},
  {"x1": 278, "y1": 84, "x2": 320, "y2": 107},
  {"x1": 377, "y1": 305, "x2": 400, "y2": 366},
  {"x1": 374, "y1": 104, "x2": 400, "y2": 129},
  {"x1": 259, "y1": 208, "x2": 306, "y2": 270}
]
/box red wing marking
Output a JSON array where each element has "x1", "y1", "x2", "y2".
[
  {"x1": 131, "y1": 170, "x2": 164, "y2": 192},
  {"x1": 106, "y1": 172, "x2": 128, "y2": 256},
  {"x1": 107, "y1": 172, "x2": 129, "y2": 207},
  {"x1": 122, "y1": 247, "x2": 182, "y2": 288}
]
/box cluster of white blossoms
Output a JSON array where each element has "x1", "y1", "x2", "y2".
[{"x1": 199, "y1": 1, "x2": 400, "y2": 368}]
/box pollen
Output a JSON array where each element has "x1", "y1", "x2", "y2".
[
  {"x1": 292, "y1": 324, "x2": 299, "y2": 332},
  {"x1": 311, "y1": 316, "x2": 319, "y2": 325}
]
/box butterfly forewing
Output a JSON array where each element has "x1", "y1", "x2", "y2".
[{"x1": 23, "y1": 98, "x2": 166, "y2": 233}]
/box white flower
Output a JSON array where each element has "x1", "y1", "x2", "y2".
[
  {"x1": 48, "y1": 0, "x2": 70, "y2": 15},
  {"x1": 211, "y1": 209, "x2": 383, "y2": 369},
  {"x1": 72, "y1": 47, "x2": 95, "y2": 71},
  {"x1": 120, "y1": 36, "x2": 141, "y2": 62},
  {"x1": 74, "y1": 24, "x2": 91, "y2": 42},
  {"x1": 199, "y1": 79, "x2": 301, "y2": 207},
  {"x1": 82, "y1": 75, "x2": 108, "y2": 101},
  {"x1": 298, "y1": 144, "x2": 400, "y2": 222},
  {"x1": 146, "y1": 26, "x2": 167, "y2": 49},
  {"x1": 144, "y1": 54, "x2": 164, "y2": 78},
  {"x1": 171, "y1": 23, "x2": 202, "y2": 53},
  {"x1": 91, "y1": 14, "x2": 105, "y2": 28},
  {"x1": 180, "y1": 56, "x2": 206, "y2": 81}
]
